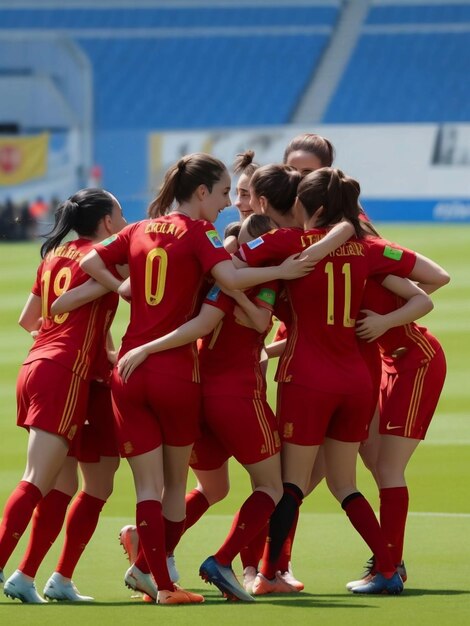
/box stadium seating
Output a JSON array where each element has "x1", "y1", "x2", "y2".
[{"x1": 323, "y1": 3, "x2": 470, "y2": 123}]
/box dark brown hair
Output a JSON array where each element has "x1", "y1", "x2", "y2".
[
  {"x1": 250, "y1": 164, "x2": 301, "y2": 217},
  {"x1": 148, "y1": 152, "x2": 227, "y2": 218},
  {"x1": 41, "y1": 188, "x2": 117, "y2": 258},
  {"x1": 233, "y1": 150, "x2": 260, "y2": 177},
  {"x1": 244, "y1": 213, "x2": 275, "y2": 239},
  {"x1": 283, "y1": 133, "x2": 335, "y2": 168},
  {"x1": 224, "y1": 221, "x2": 242, "y2": 239},
  {"x1": 296, "y1": 168, "x2": 367, "y2": 238}
]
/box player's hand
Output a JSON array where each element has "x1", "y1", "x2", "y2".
[
  {"x1": 356, "y1": 309, "x2": 389, "y2": 342},
  {"x1": 278, "y1": 253, "x2": 316, "y2": 280},
  {"x1": 117, "y1": 346, "x2": 148, "y2": 382}
]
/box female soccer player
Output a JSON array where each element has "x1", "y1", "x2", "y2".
[
  {"x1": 344, "y1": 275, "x2": 447, "y2": 591},
  {"x1": 0, "y1": 189, "x2": 126, "y2": 603},
  {"x1": 237, "y1": 165, "x2": 449, "y2": 595},
  {"x1": 78, "y1": 153, "x2": 318, "y2": 605}
]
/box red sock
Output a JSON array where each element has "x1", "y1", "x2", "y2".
[
  {"x1": 184, "y1": 489, "x2": 210, "y2": 532},
  {"x1": 19, "y1": 489, "x2": 72, "y2": 577},
  {"x1": 274, "y1": 507, "x2": 299, "y2": 573},
  {"x1": 136, "y1": 500, "x2": 173, "y2": 591},
  {"x1": 56, "y1": 492, "x2": 105, "y2": 578},
  {"x1": 134, "y1": 546, "x2": 149, "y2": 573},
  {"x1": 215, "y1": 491, "x2": 275, "y2": 566},
  {"x1": 379, "y1": 486, "x2": 409, "y2": 565},
  {"x1": 240, "y1": 522, "x2": 268, "y2": 570},
  {"x1": 164, "y1": 518, "x2": 185, "y2": 555},
  {"x1": 0, "y1": 481, "x2": 42, "y2": 569},
  {"x1": 342, "y1": 492, "x2": 395, "y2": 577}
]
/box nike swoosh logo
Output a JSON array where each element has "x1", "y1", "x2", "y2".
[{"x1": 386, "y1": 422, "x2": 403, "y2": 431}]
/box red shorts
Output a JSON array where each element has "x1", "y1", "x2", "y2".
[
  {"x1": 111, "y1": 366, "x2": 201, "y2": 457},
  {"x1": 201, "y1": 394, "x2": 281, "y2": 466},
  {"x1": 277, "y1": 382, "x2": 375, "y2": 445},
  {"x1": 189, "y1": 422, "x2": 230, "y2": 471},
  {"x1": 69, "y1": 381, "x2": 119, "y2": 462},
  {"x1": 359, "y1": 339, "x2": 382, "y2": 410},
  {"x1": 379, "y1": 348, "x2": 446, "y2": 439},
  {"x1": 16, "y1": 359, "x2": 89, "y2": 443}
]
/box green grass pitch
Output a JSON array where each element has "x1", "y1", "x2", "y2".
[{"x1": 0, "y1": 224, "x2": 469, "y2": 625}]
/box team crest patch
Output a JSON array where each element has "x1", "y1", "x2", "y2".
[
  {"x1": 247, "y1": 237, "x2": 265, "y2": 250},
  {"x1": 206, "y1": 230, "x2": 223, "y2": 248},
  {"x1": 206, "y1": 284, "x2": 221, "y2": 302},
  {"x1": 383, "y1": 245, "x2": 403, "y2": 261},
  {"x1": 100, "y1": 234, "x2": 118, "y2": 246}
]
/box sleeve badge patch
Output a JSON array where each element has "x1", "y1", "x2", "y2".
[
  {"x1": 383, "y1": 245, "x2": 403, "y2": 261},
  {"x1": 247, "y1": 237, "x2": 265, "y2": 250},
  {"x1": 100, "y1": 234, "x2": 118, "y2": 247},
  {"x1": 206, "y1": 230, "x2": 223, "y2": 248},
  {"x1": 206, "y1": 284, "x2": 221, "y2": 302},
  {"x1": 257, "y1": 288, "x2": 276, "y2": 306}
]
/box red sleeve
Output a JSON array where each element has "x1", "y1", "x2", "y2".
[
  {"x1": 31, "y1": 261, "x2": 44, "y2": 297},
  {"x1": 366, "y1": 237, "x2": 417, "y2": 278},
  {"x1": 252, "y1": 280, "x2": 279, "y2": 312},
  {"x1": 194, "y1": 221, "x2": 231, "y2": 274},
  {"x1": 93, "y1": 223, "x2": 135, "y2": 267},
  {"x1": 237, "y1": 229, "x2": 295, "y2": 266},
  {"x1": 203, "y1": 284, "x2": 233, "y2": 314}
]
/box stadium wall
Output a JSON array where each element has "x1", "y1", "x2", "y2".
[{"x1": 147, "y1": 123, "x2": 470, "y2": 230}]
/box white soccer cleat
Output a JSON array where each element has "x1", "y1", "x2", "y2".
[
  {"x1": 3, "y1": 570, "x2": 47, "y2": 603},
  {"x1": 243, "y1": 566, "x2": 258, "y2": 594},
  {"x1": 43, "y1": 572, "x2": 94, "y2": 602},
  {"x1": 278, "y1": 562, "x2": 304, "y2": 591},
  {"x1": 125, "y1": 564, "x2": 158, "y2": 601},
  {"x1": 166, "y1": 554, "x2": 180, "y2": 583}
]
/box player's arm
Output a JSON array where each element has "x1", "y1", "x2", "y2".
[
  {"x1": 117, "y1": 304, "x2": 225, "y2": 382},
  {"x1": 299, "y1": 220, "x2": 355, "y2": 262},
  {"x1": 18, "y1": 293, "x2": 42, "y2": 335},
  {"x1": 51, "y1": 278, "x2": 110, "y2": 316},
  {"x1": 411, "y1": 253, "x2": 450, "y2": 294},
  {"x1": 80, "y1": 249, "x2": 123, "y2": 293},
  {"x1": 211, "y1": 255, "x2": 315, "y2": 290},
  {"x1": 229, "y1": 290, "x2": 272, "y2": 333},
  {"x1": 356, "y1": 276, "x2": 433, "y2": 342}
]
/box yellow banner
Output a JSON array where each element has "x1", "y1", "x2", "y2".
[{"x1": 0, "y1": 133, "x2": 49, "y2": 186}]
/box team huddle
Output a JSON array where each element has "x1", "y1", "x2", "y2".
[{"x1": 0, "y1": 134, "x2": 448, "y2": 605}]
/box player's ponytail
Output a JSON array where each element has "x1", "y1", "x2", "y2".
[
  {"x1": 148, "y1": 153, "x2": 228, "y2": 218},
  {"x1": 233, "y1": 150, "x2": 259, "y2": 177},
  {"x1": 40, "y1": 188, "x2": 116, "y2": 258},
  {"x1": 297, "y1": 168, "x2": 367, "y2": 237}
]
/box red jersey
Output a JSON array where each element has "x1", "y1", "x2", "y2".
[
  {"x1": 239, "y1": 228, "x2": 416, "y2": 393},
  {"x1": 94, "y1": 215, "x2": 231, "y2": 381},
  {"x1": 361, "y1": 278, "x2": 441, "y2": 373},
  {"x1": 199, "y1": 282, "x2": 278, "y2": 397},
  {"x1": 24, "y1": 239, "x2": 118, "y2": 381}
]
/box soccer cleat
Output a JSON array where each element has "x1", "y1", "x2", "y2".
[
  {"x1": 43, "y1": 572, "x2": 94, "y2": 602},
  {"x1": 3, "y1": 570, "x2": 47, "y2": 603},
  {"x1": 119, "y1": 525, "x2": 179, "y2": 583},
  {"x1": 243, "y1": 566, "x2": 258, "y2": 594},
  {"x1": 346, "y1": 555, "x2": 376, "y2": 591},
  {"x1": 125, "y1": 564, "x2": 158, "y2": 601},
  {"x1": 351, "y1": 572, "x2": 404, "y2": 595},
  {"x1": 397, "y1": 561, "x2": 407, "y2": 583},
  {"x1": 278, "y1": 562, "x2": 304, "y2": 591},
  {"x1": 199, "y1": 556, "x2": 254, "y2": 602},
  {"x1": 119, "y1": 524, "x2": 139, "y2": 564},
  {"x1": 346, "y1": 557, "x2": 407, "y2": 591},
  {"x1": 252, "y1": 572, "x2": 299, "y2": 595},
  {"x1": 157, "y1": 585, "x2": 204, "y2": 604}
]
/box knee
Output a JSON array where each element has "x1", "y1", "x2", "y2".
[{"x1": 202, "y1": 480, "x2": 230, "y2": 505}]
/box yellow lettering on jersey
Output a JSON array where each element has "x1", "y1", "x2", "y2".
[
  {"x1": 329, "y1": 242, "x2": 365, "y2": 257},
  {"x1": 47, "y1": 246, "x2": 84, "y2": 262},
  {"x1": 145, "y1": 222, "x2": 185, "y2": 238}
]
